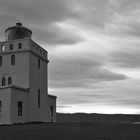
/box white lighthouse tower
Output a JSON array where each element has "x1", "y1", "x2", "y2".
[{"x1": 0, "y1": 23, "x2": 56, "y2": 124}]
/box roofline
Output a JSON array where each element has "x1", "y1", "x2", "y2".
[
  {"x1": 0, "y1": 50, "x2": 49, "y2": 63},
  {"x1": 5, "y1": 26, "x2": 32, "y2": 34},
  {"x1": 48, "y1": 94, "x2": 57, "y2": 99},
  {"x1": 0, "y1": 40, "x2": 49, "y2": 63},
  {"x1": 0, "y1": 38, "x2": 30, "y2": 43},
  {"x1": 0, "y1": 38, "x2": 48, "y2": 53},
  {"x1": 0, "y1": 85, "x2": 29, "y2": 91},
  {"x1": 30, "y1": 39, "x2": 48, "y2": 53}
]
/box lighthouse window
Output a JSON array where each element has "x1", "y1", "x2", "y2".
[
  {"x1": 38, "y1": 89, "x2": 40, "y2": 108},
  {"x1": 9, "y1": 44, "x2": 13, "y2": 50},
  {"x1": 0, "y1": 101, "x2": 2, "y2": 115},
  {"x1": 1, "y1": 45, "x2": 5, "y2": 51},
  {"x1": 0, "y1": 56, "x2": 2, "y2": 66},
  {"x1": 32, "y1": 44, "x2": 35, "y2": 48},
  {"x1": 18, "y1": 101, "x2": 22, "y2": 116},
  {"x1": 38, "y1": 59, "x2": 40, "y2": 69},
  {"x1": 2, "y1": 77, "x2": 6, "y2": 86},
  {"x1": 11, "y1": 55, "x2": 15, "y2": 65},
  {"x1": 18, "y1": 43, "x2": 22, "y2": 49},
  {"x1": 8, "y1": 77, "x2": 12, "y2": 85},
  {"x1": 50, "y1": 106, "x2": 53, "y2": 116}
]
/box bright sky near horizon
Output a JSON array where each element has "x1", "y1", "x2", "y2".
[{"x1": 1, "y1": 0, "x2": 140, "y2": 114}]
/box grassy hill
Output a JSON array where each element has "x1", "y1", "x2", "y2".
[
  {"x1": 57, "y1": 113, "x2": 140, "y2": 123},
  {"x1": 0, "y1": 113, "x2": 140, "y2": 140},
  {"x1": 0, "y1": 122, "x2": 140, "y2": 140}
]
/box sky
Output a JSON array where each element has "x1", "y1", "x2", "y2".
[{"x1": 0, "y1": 0, "x2": 140, "y2": 114}]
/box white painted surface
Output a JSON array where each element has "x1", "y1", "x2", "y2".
[{"x1": 0, "y1": 39, "x2": 56, "y2": 124}]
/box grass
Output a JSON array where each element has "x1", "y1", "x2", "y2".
[{"x1": 0, "y1": 122, "x2": 140, "y2": 140}]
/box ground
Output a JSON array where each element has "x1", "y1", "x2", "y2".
[{"x1": 0, "y1": 122, "x2": 140, "y2": 140}]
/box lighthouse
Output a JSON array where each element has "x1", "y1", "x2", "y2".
[{"x1": 0, "y1": 23, "x2": 56, "y2": 124}]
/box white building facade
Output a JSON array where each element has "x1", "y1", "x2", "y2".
[{"x1": 0, "y1": 23, "x2": 57, "y2": 124}]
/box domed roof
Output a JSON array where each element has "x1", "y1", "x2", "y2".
[
  {"x1": 5, "y1": 23, "x2": 32, "y2": 41},
  {"x1": 5, "y1": 23, "x2": 32, "y2": 34}
]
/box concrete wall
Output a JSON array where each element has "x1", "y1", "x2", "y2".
[
  {"x1": 0, "y1": 39, "x2": 31, "y2": 52},
  {"x1": 0, "y1": 39, "x2": 30, "y2": 88},
  {"x1": 29, "y1": 44, "x2": 48, "y2": 122},
  {"x1": 0, "y1": 88, "x2": 11, "y2": 124},
  {"x1": 0, "y1": 39, "x2": 56, "y2": 124},
  {"x1": 29, "y1": 40, "x2": 48, "y2": 61},
  {"x1": 47, "y1": 96, "x2": 57, "y2": 122},
  {"x1": 11, "y1": 88, "x2": 29, "y2": 124}
]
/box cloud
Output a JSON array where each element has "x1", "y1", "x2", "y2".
[
  {"x1": 114, "y1": 99, "x2": 140, "y2": 107},
  {"x1": 65, "y1": 0, "x2": 140, "y2": 30},
  {"x1": 110, "y1": 48, "x2": 140, "y2": 68},
  {"x1": 1, "y1": 0, "x2": 140, "y2": 46},
  {"x1": 105, "y1": 16, "x2": 140, "y2": 39},
  {"x1": 0, "y1": 0, "x2": 84, "y2": 45},
  {"x1": 32, "y1": 24, "x2": 84, "y2": 45},
  {"x1": 49, "y1": 54, "x2": 127, "y2": 88},
  {"x1": 66, "y1": 0, "x2": 114, "y2": 29},
  {"x1": 54, "y1": 78, "x2": 140, "y2": 114},
  {"x1": 0, "y1": 0, "x2": 76, "y2": 24},
  {"x1": 1, "y1": 0, "x2": 140, "y2": 114}
]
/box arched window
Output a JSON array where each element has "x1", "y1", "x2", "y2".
[
  {"x1": 9, "y1": 44, "x2": 13, "y2": 50},
  {"x1": 0, "y1": 56, "x2": 2, "y2": 66},
  {"x1": 11, "y1": 55, "x2": 15, "y2": 65},
  {"x1": 18, "y1": 43, "x2": 22, "y2": 49},
  {"x1": 2, "y1": 77, "x2": 6, "y2": 86},
  {"x1": 1, "y1": 45, "x2": 5, "y2": 51},
  {"x1": 8, "y1": 77, "x2": 12, "y2": 85}
]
